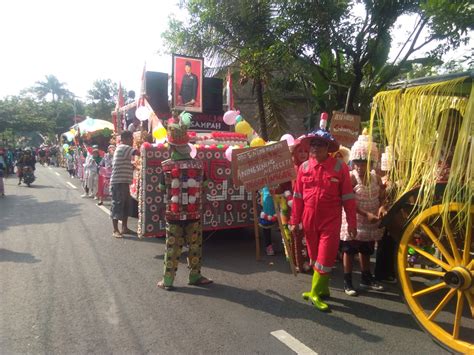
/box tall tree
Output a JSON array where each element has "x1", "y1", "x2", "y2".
[
  {"x1": 163, "y1": 0, "x2": 285, "y2": 140},
  {"x1": 278, "y1": 0, "x2": 473, "y2": 116},
  {"x1": 31, "y1": 74, "x2": 72, "y2": 103},
  {"x1": 85, "y1": 79, "x2": 119, "y2": 121}
]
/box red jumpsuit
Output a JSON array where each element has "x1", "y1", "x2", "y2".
[{"x1": 291, "y1": 156, "x2": 356, "y2": 274}]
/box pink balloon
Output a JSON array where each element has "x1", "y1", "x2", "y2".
[
  {"x1": 189, "y1": 143, "x2": 197, "y2": 159},
  {"x1": 223, "y1": 110, "x2": 238, "y2": 125},
  {"x1": 320, "y1": 112, "x2": 329, "y2": 121},
  {"x1": 280, "y1": 134, "x2": 295, "y2": 146},
  {"x1": 225, "y1": 146, "x2": 233, "y2": 162}
]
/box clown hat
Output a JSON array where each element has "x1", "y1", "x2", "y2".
[
  {"x1": 300, "y1": 112, "x2": 339, "y2": 153},
  {"x1": 167, "y1": 111, "x2": 192, "y2": 146}
]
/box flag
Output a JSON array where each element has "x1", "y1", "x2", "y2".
[
  {"x1": 226, "y1": 68, "x2": 234, "y2": 110},
  {"x1": 140, "y1": 62, "x2": 147, "y2": 98},
  {"x1": 116, "y1": 82, "x2": 124, "y2": 110}
]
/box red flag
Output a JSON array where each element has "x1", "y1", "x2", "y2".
[
  {"x1": 227, "y1": 68, "x2": 234, "y2": 110},
  {"x1": 140, "y1": 62, "x2": 147, "y2": 97},
  {"x1": 115, "y1": 82, "x2": 124, "y2": 110}
]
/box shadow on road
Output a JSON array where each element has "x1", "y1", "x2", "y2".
[
  {"x1": 175, "y1": 283, "x2": 391, "y2": 343},
  {"x1": 0, "y1": 193, "x2": 81, "y2": 233},
  {"x1": 151, "y1": 227, "x2": 293, "y2": 276},
  {"x1": 0, "y1": 248, "x2": 41, "y2": 263}
]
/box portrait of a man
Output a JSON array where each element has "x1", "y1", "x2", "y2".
[{"x1": 172, "y1": 54, "x2": 203, "y2": 113}]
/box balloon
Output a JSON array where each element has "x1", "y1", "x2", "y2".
[
  {"x1": 62, "y1": 143, "x2": 69, "y2": 150},
  {"x1": 223, "y1": 110, "x2": 238, "y2": 125},
  {"x1": 235, "y1": 115, "x2": 243, "y2": 123},
  {"x1": 280, "y1": 134, "x2": 295, "y2": 146},
  {"x1": 189, "y1": 143, "x2": 197, "y2": 159},
  {"x1": 250, "y1": 137, "x2": 266, "y2": 147},
  {"x1": 235, "y1": 121, "x2": 252, "y2": 135},
  {"x1": 153, "y1": 126, "x2": 167, "y2": 140},
  {"x1": 136, "y1": 105, "x2": 152, "y2": 121},
  {"x1": 180, "y1": 112, "x2": 192, "y2": 126},
  {"x1": 320, "y1": 112, "x2": 329, "y2": 121},
  {"x1": 225, "y1": 146, "x2": 233, "y2": 162}
]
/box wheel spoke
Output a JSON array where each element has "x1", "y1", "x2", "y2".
[
  {"x1": 444, "y1": 221, "x2": 462, "y2": 264},
  {"x1": 428, "y1": 288, "x2": 456, "y2": 321},
  {"x1": 420, "y1": 223, "x2": 454, "y2": 265},
  {"x1": 406, "y1": 267, "x2": 445, "y2": 277},
  {"x1": 412, "y1": 281, "x2": 447, "y2": 298},
  {"x1": 468, "y1": 260, "x2": 473, "y2": 270},
  {"x1": 408, "y1": 244, "x2": 451, "y2": 270},
  {"x1": 453, "y1": 290, "x2": 464, "y2": 339},
  {"x1": 464, "y1": 291, "x2": 474, "y2": 318}
]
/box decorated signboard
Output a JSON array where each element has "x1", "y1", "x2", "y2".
[
  {"x1": 138, "y1": 145, "x2": 254, "y2": 237},
  {"x1": 329, "y1": 111, "x2": 360, "y2": 147},
  {"x1": 149, "y1": 112, "x2": 230, "y2": 133},
  {"x1": 232, "y1": 141, "x2": 296, "y2": 191}
]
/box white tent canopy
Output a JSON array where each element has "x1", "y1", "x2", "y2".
[{"x1": 74, "y1": 117, "x2": 114, "y2": 134}]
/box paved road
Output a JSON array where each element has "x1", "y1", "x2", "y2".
[{"x1": 0, "y1": 165, "x2": 448, "y2": 354}]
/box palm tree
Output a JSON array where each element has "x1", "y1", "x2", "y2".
[{"x1": 33, "y1": 75, "x2": 72, "y2": 103}]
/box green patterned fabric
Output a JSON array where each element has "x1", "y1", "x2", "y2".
[{"x1": 162, "y1": 220, "x2": 203, "y2": 287}]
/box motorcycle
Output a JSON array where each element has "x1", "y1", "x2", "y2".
[{"x1": 22, "y1": 166, "x2": 35, "y2": 187}]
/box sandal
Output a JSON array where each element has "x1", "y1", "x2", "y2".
[
  {"x1": 157, "y1": 280, "x2": 174, "y2": 291},
  {"x1": 113, "y1": 231, "x2": 123, "y2": 238},
  {"x1": 188, "y1": 277, "x2": 213, "y2": 286}
]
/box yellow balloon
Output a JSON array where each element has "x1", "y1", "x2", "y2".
[
  {"x1": 235, "y1": 121, "x2": 253, "y2": 135},
  {"x1": 250, "y1": 137, "x2": 266, "y2": 147},
  {"x1": 153, "y1": 127, "x2": 167, "y2": 140},
  {"x1": 69, "y1": 129, "x2": 76, "y2": 135}
]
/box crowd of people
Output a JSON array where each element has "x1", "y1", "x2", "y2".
[
  {"x1": 60, "y1": 143, "x2": 116, "y2": 206},
  {"x1": 255, "y1": 123, "x2": 396, "y2": 311},
  {"x1": 0, "y1": 147, "x2": 46, "y2": 194},
  {"x1": 1, "y1": 107, "x2": 460, "y2": 316}
]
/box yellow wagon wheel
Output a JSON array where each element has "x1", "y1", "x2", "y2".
[{"x1": 398, "y1": 203, "x2": 473, "y2": 354}]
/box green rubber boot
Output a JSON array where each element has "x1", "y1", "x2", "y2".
[
  {"x1": 318, "y1": 274, "x2": 330, "y2": 299},
  {"x1": 301, "y1": 271, "x2": 329, "y2": 312},
  {"x1": 302, "y1": 271, "x2": 330, "y2": 299}
]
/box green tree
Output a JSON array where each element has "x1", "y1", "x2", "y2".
[
  {"x1": 0, "y1": 96, "x2": 53, "y2": 134},
  {"x1": 278, "y1": 0, "x2": 473, "y2": 117},
  {"x1": 163, "y1": 0, "x2": 287, "y2": 140},
  {"x1": 30, "y1": 74, "x2": 72, "y2": 103},
  {"x1": 85, "y1": 79, "x2": 119, "y2": 121}
]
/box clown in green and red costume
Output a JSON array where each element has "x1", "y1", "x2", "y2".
[{"x1": 157, "y1": 111, "x2": 213, "y2": 290}]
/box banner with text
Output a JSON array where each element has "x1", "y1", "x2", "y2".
[
  {"x1": 330, "y1": 111, "x2": 360, "y2": 147},
  {"x1": 233, "y1": 141, "x2": 296, "y2": 191}
]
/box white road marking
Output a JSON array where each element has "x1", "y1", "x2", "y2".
[
  {"x1": 271, "y1": 330, "x2": 318, "y2": 355},
  {"x1": 66, "y1": 182, "x2": 77, "y2": 189},
  {"x1": 55, "y1": 172, "x2": 60, "y2": 176},
  {"x1": 97, "y1": 204, "x2": 121, "y2": 224},
  {"x1": 98, "y1": 205, "x2": 110, "y2": 215}
]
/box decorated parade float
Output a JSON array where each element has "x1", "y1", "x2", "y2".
[
  {"x1": 113, "y1": 55, "x2": 264, "y2": 238},
  {"x1": 367, "y1": 72, "x2": 473, "y2": 353}
]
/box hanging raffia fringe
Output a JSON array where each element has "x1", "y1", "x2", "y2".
[{"x1": 368, "y1": 76, "x2": 473, "y2": 232}]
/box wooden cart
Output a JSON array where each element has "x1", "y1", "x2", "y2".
[{"x1": 369, "y1": 72, "x2": 473, "y2": 353}]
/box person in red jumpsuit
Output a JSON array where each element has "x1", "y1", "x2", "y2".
[{"x1": 290, "y1": 122, "x2": 357, "y2": 312}]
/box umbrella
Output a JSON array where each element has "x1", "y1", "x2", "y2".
[{"x1": 76, "y1": 117, "x2": 114, "y2": 134}]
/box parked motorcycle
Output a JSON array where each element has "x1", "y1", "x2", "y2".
[{"x1": 22, "y1": 166, "x2": 35, "y2": 187}]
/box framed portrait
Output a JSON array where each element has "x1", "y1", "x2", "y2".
[{"x1": 172, "y1": 54, "x2": 204, "y2": 113}]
